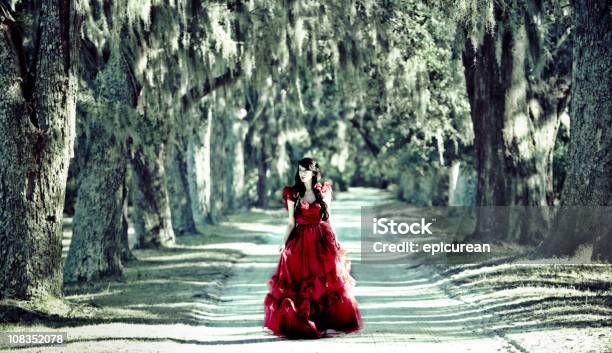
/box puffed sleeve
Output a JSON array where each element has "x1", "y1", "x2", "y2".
[{"x1": 283, "y1": 186, "x2": 297, "y2": 210}]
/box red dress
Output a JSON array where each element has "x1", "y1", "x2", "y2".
[{"x1": 263, "y1": 181, "x2": 363, "y2": 338}]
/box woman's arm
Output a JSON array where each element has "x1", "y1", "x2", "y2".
[
  {"x1": 280, "y1": 200, "x2": 296, "y2": 251},
  {"x1": 323, "y1": 186, "x2": 332, "y2": 226},
  {"x1": 322, "y1": 185, "x2": 338, "y2": 247}
]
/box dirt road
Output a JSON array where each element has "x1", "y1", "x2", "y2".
[{"x1": 3, "y1": 188, "x2": 609, "y2": 353}]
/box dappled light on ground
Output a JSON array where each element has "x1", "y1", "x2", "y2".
[{"x1": 1, "y1": 188, "x2": 610, "y2": 352}]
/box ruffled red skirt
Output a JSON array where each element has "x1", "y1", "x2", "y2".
[{"x1": 263, "y1": 221, "x2": 363, "y2": 338}]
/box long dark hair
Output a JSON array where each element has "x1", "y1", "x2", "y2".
[{"x1": 291, "y1": 157, "x2": 329, "y2": 221}]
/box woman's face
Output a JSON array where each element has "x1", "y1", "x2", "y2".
[{"x1": 298, "y1": 165, "x2": 314, "y2": 183}]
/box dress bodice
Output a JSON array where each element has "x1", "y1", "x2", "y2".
[{"x1": 283, "y1": 182, "x2": 332, "y2": 225}]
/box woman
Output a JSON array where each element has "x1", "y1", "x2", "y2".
[{"x1": 263, "y1": 157, "x2": 363, "y2": 338}]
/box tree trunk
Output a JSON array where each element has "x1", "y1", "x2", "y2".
[
  {"x1": 187, "y1": 107, "x2": 212, "y2": 228},
  {"x1": 0, "y1": 0, "x2": 81, "y2": 300},
  {"x1": 209, "y1": 100, "x2": 225, "y2": 224},
  {"x1": 131, "y1": 139, "x2": 175, "y2": 248},
  {"x1": 119, "y1": 166, "x2": 136, "y2": 262},
  {"x1": 592, "y1": 229, "x2": 612, "y2": 263},
  {"x1": 542, "y1": 0, "x2": 612, "y2": 261},
  {"x1": 332, "y1": 97, "x2": 354, "y2": 191},
  {"x1": 63, "y1": 122, "x2": 126, "y2": 282},
  {"x1": 165, "y1": 128, "x2": 198, "y2": 235},
  {"x1": 223, "y1": 108, "x2": 248, "y2": 212},
  {"x1": 256, "y1": 134, "x2": 270, "y2": 208},
  {"x1": 64, "y1": 48, "x2": 134, "y2": 283},
  {"x1": 461, "y1": 10, "x2": 558, "y2": 245}
]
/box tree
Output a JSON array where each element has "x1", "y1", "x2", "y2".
[
  {"x1": 458, "y1": 1, "x2": 572, "y2": 245},
  {"x1": 540, "y1": 0, "x2": 611, "y2": 261},
  {"x1": 165, "y1": 106, "x2": 199, "y2": 235},
  {"x1": 63, "y1": 44, "x2": 135, "y2": 282},
  {"x1": 0, "y1": 0, "x2": 82, "y2": 299}
]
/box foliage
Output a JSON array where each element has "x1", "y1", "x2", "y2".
[{"x1": 67, "y1": 0, "x2": 572, "y2": 207}]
